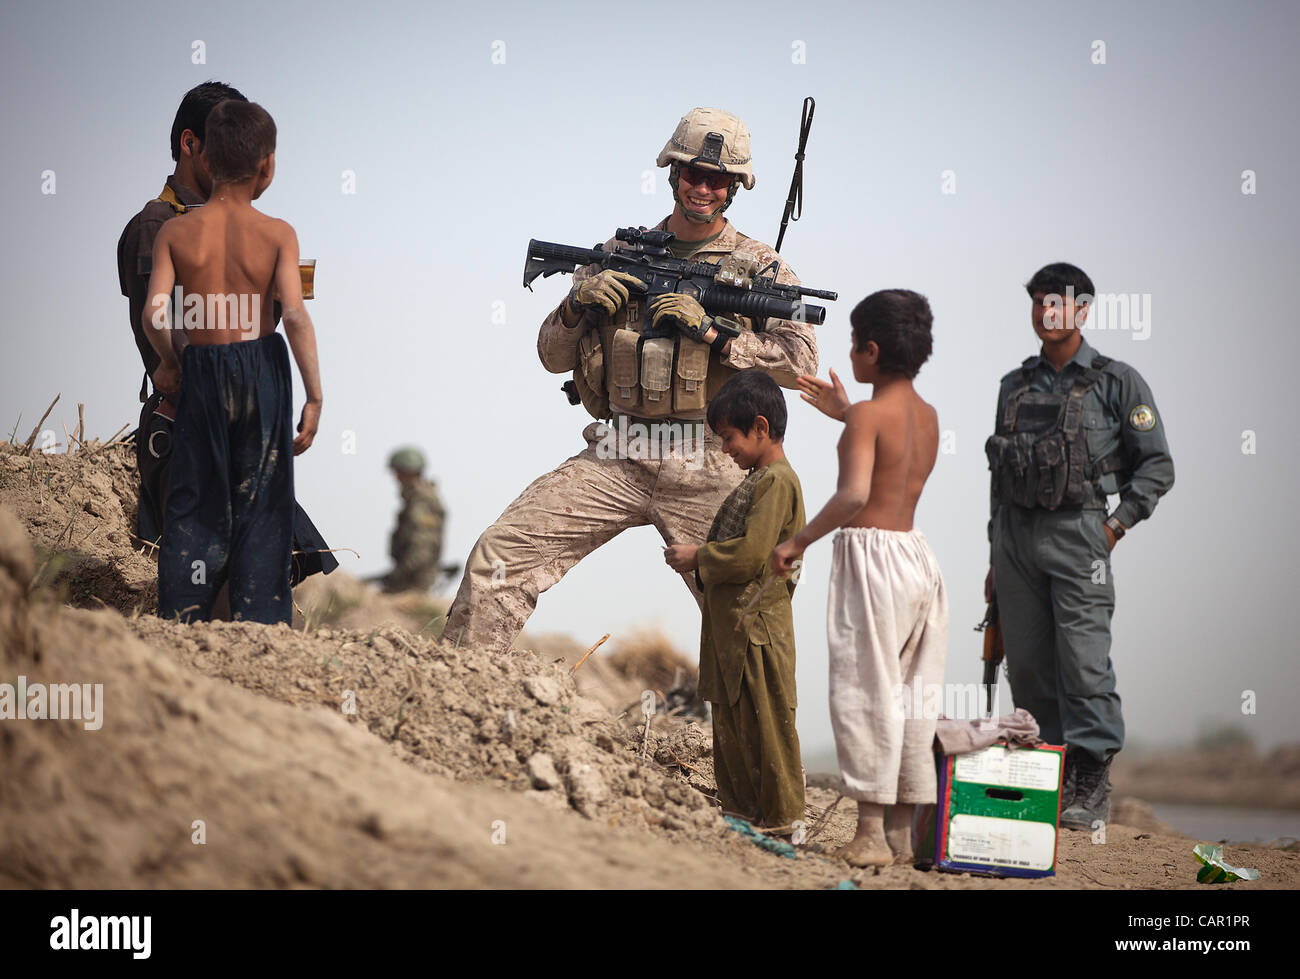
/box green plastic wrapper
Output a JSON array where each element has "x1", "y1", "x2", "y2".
[{"x1": 1193, "y1": 843, "x2": 1261, "y2": 884}]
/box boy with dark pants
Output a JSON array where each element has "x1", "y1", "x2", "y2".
[
  {"x1": 776, "y1": 290, "x2": 946, "y2": 867},
  {"x1": 118, "y1": 82, "x2": 336, "y2": 596},
  {"x1": 664, "y1": 369, "x2": 806, "y2": 833},
  {"x1": 144, "y1": 100, "x2": 323, "y2": 624},
  {"x1": 984, "y1": 263, "x2": 1173, "y2": 830}
]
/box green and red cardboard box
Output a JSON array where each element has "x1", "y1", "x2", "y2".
[{"x1": 924, "y1": 742, "x2": 1065, "y2": 878}]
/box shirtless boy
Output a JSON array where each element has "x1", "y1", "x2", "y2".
[
  {"x1": 143, "y1": 99, "x2": 323, "y2": 624},
  {"x1": 771, "y1": 289, "x2": 948, "y2": 867}
]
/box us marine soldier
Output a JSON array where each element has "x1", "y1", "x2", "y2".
[
  {"x1": 380, "y1": 447, "x2": 446, "y2": 594},
  {"x1": 443, "y1": 107, "x2": 819, "y2": 654},
  {"x1": 985, "y1": 262, "x2": 1174, "y2": 831}
]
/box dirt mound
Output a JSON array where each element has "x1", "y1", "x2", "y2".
[
  {"x1": 0, "y1": 505, "x2": 37, "y2": 648},
  {"x1": 0, "y1": 506, "x2": 765, "y2": 888},
  {"x1": 0, "y1": 440, "x2": 155, "y2": 613},
  {"x1": 123, "y1": 614, "x2": 723, "y2": 835},
  {"x1": 0, "y1": 437, "x2": 445, "y2": 636}
]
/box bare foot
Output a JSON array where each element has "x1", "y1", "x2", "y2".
[
  {"x1": 837, "y1": 802, "x2": 892, "y2": 867},
  {"x1": 885, "y1": 803, "x2": 914, "y2": 863},
  {"x1": 835, "y1": 837, "x2": 893, "y2": 867}
]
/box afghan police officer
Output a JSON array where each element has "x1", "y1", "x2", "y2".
[
  {"x1": 118, "y1": 81, "x2": 245, "y2": 545},
  {"x1": 985, "y1": 262, "x2": 1174, "y2": 830},
  {"x1": 380, "y1": 447, "x2": 447, "y2": 594},
  {"x1": 444, "y1": 107, "x2": 818, "y2": 654}
]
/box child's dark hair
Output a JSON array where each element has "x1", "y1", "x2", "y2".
[
  {"x1": 203, "y1": 100, "x2": 277, "y2": 183},
  {"x1": 707, "y1": 368, "x2": 788, "y2": 441},
  {"x1": 1025, "y1": 262, "x2": 1094, "y2": 302},
  {"x1": 850, "y1": 289, "x2": 933, "y2": 380},
  {"x1": 170, "y1": 81, "x2": 247, "y2": 162}
]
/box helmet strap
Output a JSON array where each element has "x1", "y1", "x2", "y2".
[
  {"x1": 720, "y1": 179, "x2": 739, "y2": 214},
  {"x1": 669, "y1": 162, "x2": 736, "y2": 224}
]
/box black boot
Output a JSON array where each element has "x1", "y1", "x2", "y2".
[
  {"x1": 1058, "y1": 749, "x2": 1079, "y2": 816},
  {"x1": 1060, "y1": 752, "x2": 1113, "y2": 831}
]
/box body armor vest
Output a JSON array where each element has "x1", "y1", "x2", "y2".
[
  {"x1": 569, "y1": 237, "x2": 756, "y2": 422},
  {"x1": 985, "y1": 355, "x2": 1124, "y2": 510}
]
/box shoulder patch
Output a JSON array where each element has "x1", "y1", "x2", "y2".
[{"x1": 1129, "y1": 404, "x2": 1156, "y2": 432}]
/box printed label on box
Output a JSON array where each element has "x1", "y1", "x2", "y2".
[
  {"x1": 946, "y1": 814, "x2": 1057, "y2": 871},
  {"x1": 953, "y1": 745, "x2": 1060, "y2": 791}
]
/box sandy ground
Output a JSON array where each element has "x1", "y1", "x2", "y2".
[{"x1": 1, "y1": 439, "x2": 1296, "y2": 889}]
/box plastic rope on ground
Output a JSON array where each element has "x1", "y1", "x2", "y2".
[{"x1": 723, "y1": 816, "x2": 797, "y2": 859}]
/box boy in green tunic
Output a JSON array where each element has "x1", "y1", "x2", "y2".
[{"x1": 664, "y1": 369, "x2": 807, "y2": 832}]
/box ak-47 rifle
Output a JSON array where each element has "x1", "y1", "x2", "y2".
[
  {"x1": 975, "y1": 594, "x2": 1005, "y2": 718},
  {"x1": 523, "y1": 226, "x2": 838, "y2": 341}
]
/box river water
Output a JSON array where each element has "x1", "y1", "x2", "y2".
[{"x1": 1149, "y1": 803, "x2": 1300, "y2": 844}]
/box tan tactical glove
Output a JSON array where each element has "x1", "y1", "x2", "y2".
[
  {"x1": 648, "y1": 293, "x2": 711, "y2": 342},
  {"x1": 568, "y1": 270, "x2": 646, "y2": 318}
]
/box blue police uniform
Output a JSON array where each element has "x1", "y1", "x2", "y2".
[{"x1": 987, "y1": 336, "x2": 1173, "y2": 825}]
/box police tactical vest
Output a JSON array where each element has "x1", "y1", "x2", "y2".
[{"x1": 985, "y1": 355, "x2": 1125, "y2": 510}]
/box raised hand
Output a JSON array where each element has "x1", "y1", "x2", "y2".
[{"x1": 796, "y1": 367, "x2": 850, "y2": 422}]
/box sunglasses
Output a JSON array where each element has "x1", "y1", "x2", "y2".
[{"x1": 678, "y1": 164, "x2": 735, "y2": 191}]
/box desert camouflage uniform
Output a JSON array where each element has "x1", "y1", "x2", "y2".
[
  {"x1": 383, "y1": 479, "x2": 445, "y2": 594},
  {"x1": 443, "y1": 216, "x2": 817, "y2": 654}
]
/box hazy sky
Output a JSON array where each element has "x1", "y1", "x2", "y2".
[{"x1": 2, "y1": 0, "x2": 1297, "y2": 756}]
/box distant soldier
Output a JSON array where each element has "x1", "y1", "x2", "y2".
[{"x1": 380, "y1": 447, "x2": 446, "y2": 594}]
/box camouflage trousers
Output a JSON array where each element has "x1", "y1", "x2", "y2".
[{"x1": 444, "y1": 420, "x2": 744, "y2": 654}]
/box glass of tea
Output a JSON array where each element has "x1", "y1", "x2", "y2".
[{"x1": 299, "y1": 259, "x2": 316, "y2": 300}]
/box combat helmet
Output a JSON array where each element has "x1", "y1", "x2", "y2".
[
  {"x1": 388, "y1": 446, "x2": 426, "y2": 475},
  {"x1": 657, "y1": 107, "x2": 754, "y2": 222}
]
